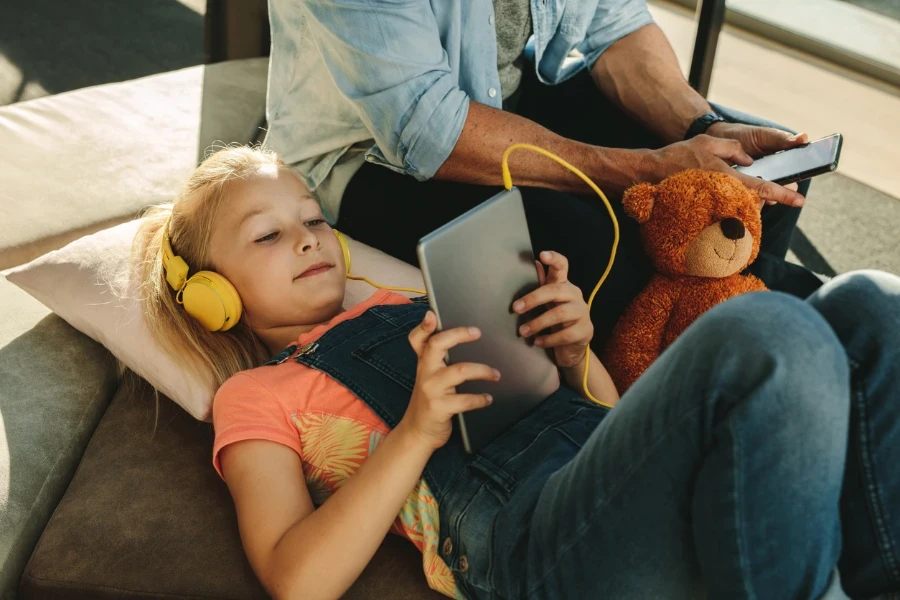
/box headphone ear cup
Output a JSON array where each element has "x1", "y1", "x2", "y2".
[{"x1": 181, "y1": 271, "x2": 243, "y2": 332}]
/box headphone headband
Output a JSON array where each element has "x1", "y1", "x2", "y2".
[{"x1": 161, "y1": 218, "x2": 190, "y2": 293}]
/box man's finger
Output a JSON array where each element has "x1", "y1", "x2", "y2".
[
  {"x1": 408, "y1": 311, "x2": 437, "y2": 357},
  {"x1": 733, "y1": 171, "x2": 805, "y2": 207},
  {"x1": 753, "y1": 128, "x2": 808, "y2": 154},
  {"x1": 704, "y1": 135, "x2": 753, "y2": 166},
  {"x1": 539, "y1": 250, "x2": 569, "y2": 283}
]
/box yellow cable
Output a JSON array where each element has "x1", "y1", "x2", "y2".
[
  {"x1": 347, "y1": 274, "x2": 427, "y2": 295},
  {"x1": 501, "y1": 143, "x2": 619, "y2": 409}
]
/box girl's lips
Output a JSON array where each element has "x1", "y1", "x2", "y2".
[{"x1": 296, "y1": 264, "x2": 333, "y2": 279}]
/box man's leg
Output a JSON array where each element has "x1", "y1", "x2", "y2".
[
  {"x1": 806, "y1": 270, "x2": 900, "y2": 599},
  {"x1": 489, "y1": 291, "x2": 851, "y2": 599}
]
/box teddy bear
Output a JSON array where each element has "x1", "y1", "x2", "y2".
[{"x1": 602, "y1": 169, "x2": 769, "y2": 394}]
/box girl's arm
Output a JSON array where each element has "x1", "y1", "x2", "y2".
[
  {"x1": 514, "y1": 251, "x2": 620, "y2": 407},
  {"x1": 560, "y1": 351, "x2": 620, "y2": 408},
  {"x1": 220, "y1": 316, "x2": 496, "y2": 599},
  {"x1": 220, "y1": 420, "x2": 433, "y2": 600}
]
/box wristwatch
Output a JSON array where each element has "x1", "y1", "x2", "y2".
[{"x1": 684, "y1": 111, "x2": 727, "y2": 140}]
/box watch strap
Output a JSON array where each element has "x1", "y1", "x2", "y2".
[{"x1": 685, "y1": 111, "x2": 727, "y2": 140}]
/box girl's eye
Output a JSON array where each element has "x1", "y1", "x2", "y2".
[
  {"x1": 255, "y1": 232, "x2": 278, "y2": 244},
  {"x1": 306, "y1": 219, "x2": 326, "y2": 227}
]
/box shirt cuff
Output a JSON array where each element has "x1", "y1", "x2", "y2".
[{"x1": 397, "y1": 76, "x2": 471, "y2": 181}]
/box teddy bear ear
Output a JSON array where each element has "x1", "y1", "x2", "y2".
[{"x1": 623, "y1": 183, "x2": 655, "y2": 224}]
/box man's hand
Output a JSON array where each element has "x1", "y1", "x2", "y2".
[
  {"x1": 644, "y1": 134, "x2": 807, "y2": 208},
  {"x1": 707, "y1": 122, "x2": 807, "y2": 208},
  {"x1": 512, "y1": 251, "x2": 593, "y2": 369},
  {"x1": 706, "y1": 122, "x2": 808, "y2": 158}
]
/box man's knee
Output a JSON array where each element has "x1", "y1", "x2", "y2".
[
  {"x1": 808, "y1": 270, "x2": 900, "y2": 335},
  {"x1": 687, "y1": 292, "x2": 851, "y2": 446},
  {"x1": 689, "y1": 292, "x2": 848, "y2": 401},
  {"x1": 695, "y1": 291, "x2": 838, "y2": 356}
]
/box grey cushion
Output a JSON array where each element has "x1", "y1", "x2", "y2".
[
  {"x1": 0, "y1": 57, "x2": 268, "y2": 271},
  {"x1": 19, "y1": 375, "x2": 444, "y2": 599},
  {"x1": 0, "y1": 277, "x2": 118, "y2": 597}
]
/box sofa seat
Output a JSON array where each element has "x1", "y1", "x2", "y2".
[
  {"x1": 19, "y1": 377, "x2": 444, "y2": 600},
  {"x1": 2, "y1": 57, "x2": 446, "y2": 598},
  {"x1": 0, "y1": 278, "x2": 118, "y2": 597}
]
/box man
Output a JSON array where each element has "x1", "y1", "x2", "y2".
[{"x1": 263, "y1": 0, "x2": 823, "y2": 347}]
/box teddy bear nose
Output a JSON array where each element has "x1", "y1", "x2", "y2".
[{"x1": 720, "y1": 218, "x2": 745, "y2": 240}]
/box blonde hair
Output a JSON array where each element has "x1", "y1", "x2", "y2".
[{"x1": 133, "y1": 144, "x2": 292, "y2": 398}]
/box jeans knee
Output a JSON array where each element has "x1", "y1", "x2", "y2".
[
  {"x1": 696, "y1": 291, "x2": 850, "y2": 420},
  {"x1": 808, "y1": 270, "x2": 900, "y2": 335}
]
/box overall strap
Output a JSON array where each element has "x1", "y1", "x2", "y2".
[{"x1": 265, "y1": 301, "x2": 472, "y2": 500}]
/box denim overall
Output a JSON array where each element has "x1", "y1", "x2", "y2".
[{"x1": 266, "y1": 299, "x2": 610, "y2": 599}]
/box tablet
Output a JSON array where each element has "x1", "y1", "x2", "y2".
[{"x1": 416, "y1": 188, "x2": 560, "y2": 454}]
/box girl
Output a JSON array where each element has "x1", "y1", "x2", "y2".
[{"x1": 135, "y1": 146, "x2": 900, "y2": 600}]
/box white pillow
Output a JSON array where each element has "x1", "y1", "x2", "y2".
[{"x1": 3, "y1": 220, "x2": 425, "y2": 421}]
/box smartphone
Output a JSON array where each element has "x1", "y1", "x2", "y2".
[{"x1": 733, "y1": 133, "x2": 842, "y2": 185}]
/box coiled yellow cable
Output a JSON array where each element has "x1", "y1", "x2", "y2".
[{"x1": 501, "y1": 144, "x2": 620, "y2": 409}]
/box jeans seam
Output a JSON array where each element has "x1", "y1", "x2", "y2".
[
  {"x1": 851, "y1": 356, "x2": 900, "y2": 586},
  {"x1": 524, "y1": 402, "x2": 709, "y2": 598},
  {"x1": 493, "y1": 410, "x2": 589, "y2": 474}
]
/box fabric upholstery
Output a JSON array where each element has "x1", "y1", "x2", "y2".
[
  {"x1": 4, "y1": 219, "x2": 216, "y2": 421},
  {"x1": 19, "y1": 377, "x2": 443, "y2": 599},
  {"x1": 0, "y1": 278, "x2": 118, "y2": 597},
  {"x1": 0, "y1": 57, "x2": 268, "y2": 271}
]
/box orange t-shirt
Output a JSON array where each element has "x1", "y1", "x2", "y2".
[{"x1": 212, "y1": 289, "x2": 460, "y2": 598}]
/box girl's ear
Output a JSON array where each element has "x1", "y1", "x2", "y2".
[{"x1": 622, "y1": 183, "x2": 655, "y2": 224}]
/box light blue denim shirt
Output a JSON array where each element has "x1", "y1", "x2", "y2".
[{"x1": 265, "y1": 0, "x2": 654, "y2": 222}]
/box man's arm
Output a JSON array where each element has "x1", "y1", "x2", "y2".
[
  {"x1": 590, "y1": 23, "x2": 709, "y2": 144},
  {"x1": 590, "y1": 22, "x2": 809, "y2": 203},
  {"x1": 434, "y1": 100, "x2": 787, "y2": 200},
  {"x1": 434, "y1": 102, "x2": 652, "y2": 196}
]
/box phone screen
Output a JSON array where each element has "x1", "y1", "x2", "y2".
[{"x1": 734, "y1": 134, "x2": 842, "y2": 184}]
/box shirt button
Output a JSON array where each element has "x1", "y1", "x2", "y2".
[
  {"x1": 488, "y1": 87, "x2": 497, "y2": 98},
  {"x1": 459, "y1": 555, "x2": 469, "y2": 573},
  {"x1": 489, "y1": 14, "x2": 495, "y2": 26},
  {"x1": 442, "y1": 537, "x2": 453, "y2": 556},
  {"x1": 365, "y1": 155, "x2": 375, "y2": 162}
]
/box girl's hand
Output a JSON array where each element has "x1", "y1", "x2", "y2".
[
  {"x1": 401, "y1": 311, "x2": 499, "y2": 450},
  {"x1": 513, "y1": 251, "x2": 593, "y2": 369}
]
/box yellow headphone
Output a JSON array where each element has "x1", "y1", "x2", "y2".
[
  {"x1": 161, "y1": 226, "x2": 425, "y2": 333},
  {"x1": 163, "y1": 144, "x2": 617, "y2": 407}
]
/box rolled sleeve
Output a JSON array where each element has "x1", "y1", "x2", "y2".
[
  {"x1": 578, "y1": 0, "x2": 656, "y2": 69},
  {"x1": 301, "y1": 0, "x2": 469, "y2": 180}
]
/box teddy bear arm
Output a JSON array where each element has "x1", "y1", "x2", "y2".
[{"x1": 603, "y1": 278, "x2": 679, "y2": 393}]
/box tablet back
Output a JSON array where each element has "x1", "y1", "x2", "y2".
[{"x1": 416, "y1": 188, "x2": 560, "y2": 453}]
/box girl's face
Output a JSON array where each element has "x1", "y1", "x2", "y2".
[{"x1": 208, "y1": 166, "x2": 346, "y2": 335}]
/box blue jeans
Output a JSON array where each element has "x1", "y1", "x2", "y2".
[{"x1": 468, "y1": 270, "x2": 900, "y2": 600}]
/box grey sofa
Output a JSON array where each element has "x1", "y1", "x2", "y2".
[{"x1": 0, "y1": 58, "x2": 442, "y2": 600}]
